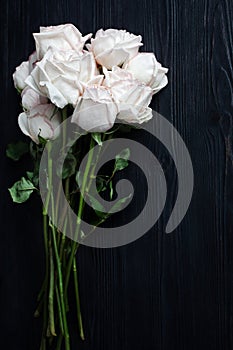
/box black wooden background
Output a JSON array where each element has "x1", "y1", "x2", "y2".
[{"x1": 1, "y1": 0, "x2": 233, "y2": 349}]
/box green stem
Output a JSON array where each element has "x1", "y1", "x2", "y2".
[
  {"x1": 55, "y1": 285, "x2": 64, "y2": 335},
  {"x1": 43, "y1": 213, "x2": 49, "y2": 289},
  {"x1": 56, "y1": 333, "x2": 63, "y2": 350},
  {"x1": 34, "y1": 298, "x2": 44, "y2": 318},
  {"x1": 37, "y1": 278, "x2": 46, "y2": 302},
  {"x1": 55, "y1": 106, "x2": 68, "y2": 240},
  {"x1": 48, "y1": 242, "x2": 56, "y2": 336},
  {"x1": 64, "y1": 137, "x2": 95, "y2": 295},
  {"x1": 40, "y1": 337, "x2": 46, "y2": 350},
  {"x1": 62, "y1": 107, "x2": 67, "y2": 148},
  {"x1": 59, "y1": 179, "x2": 69, "y2": 261},
  {"x1": 73, "y1": 258, "x2": 85, "y2": 340},
  {"x1": 61, "y1": 178, "x2": 70, "y2": 310},
  {"x1": 39, "y1": 142, "x2": 53, "y2": 349},
  {"x1": 61, "y1": 136, "x2": 95, "y2": 341},
  {"x1": 51, "y1": 226, "x2": 70, "y2": 350},
  {"x1": 82, "y1": 134, "x2": 110, "y2": 240},
  {"x1": 59, "y1": 231, "x2": 67, "y2": 262},
  {"x1": 40, "y1": 211, "x2": 49, "y2": 349},
  {"x1": 46, "y1": 141, "x2": 70, "y2": 350}
]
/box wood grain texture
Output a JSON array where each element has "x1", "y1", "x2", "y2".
[{"x1": 1, "y1": 0, "x2": 233, "y2": 349}]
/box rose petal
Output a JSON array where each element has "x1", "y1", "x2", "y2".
[
  {"x1": 18, "y1": 112, "x2": 30, "y2": 137},
  {"x1": 13, "y1": 61, "x2": 29, "y2": 90},
  {"x1": 39, "y1": 81, "x2": 68, "y2": 108}
]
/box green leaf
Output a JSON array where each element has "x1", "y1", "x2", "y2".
[
  {"x1": 96, "y1": 176, "x2": 107, "y2": 193},
  {"x1": 57, "y1": 153, "x2": 77, "y2": 179},
  {"x1": 26, "y1": 171, "x2": 39, "y2": 187},
  {"x1": 88, "y1": 194, "x2": 106, "y2": 218},
  {"x1": 104, "y1": 125, "x2": 120, "y2": 134},
  {"x1": 118, "y1": 124, "x2": 134, "y2": 133},
  {"x1": 91, "y1": 132, "x2": 102, "y2": 146},
  {"x1": 16, "y1": 87, "x2": 22, "y2": 94},
  {"x1": 38, "y1": 134, "x2": 47, "y2": 146},
  {"x1": 110, "y1": 194, "x2": 132, "y2": 213},
  {"x1": 29, "y1": 141, "x2": 37, "y2": 159},
  {"x1": 116, "y1": 148, "x2": 130, "y2": 161},
  {"x1": 6, "y1": 141, "x2": 29, "y2": 161},
  {"x1": 80, "y1": 230, "x2": 86, "y2": 240},
  {"x1": 8, "y1": 177, "x2": 36, "y2": 203},
  {"x1": 26, "y1": 171, "x2": 34, "y2": 181},
  {"x1": 75, "y1": 171, "x2": 83, "y2": 189},
  {"x1": 114, "y1": 148, "x2": 130, "y2": 172}
]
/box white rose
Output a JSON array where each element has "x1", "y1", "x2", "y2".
[
  {"x1": 21, "y1": 87, "x2": 48, "y2": 110},
  {"x1": 25, "y1": 49, "x2": 103, "y2": 108},
  {"x1": 34, "y1": 23, "x2": 92, "y2": 59},
  {"x1": 87, "y1": 29, "x2": 142, "y2": 69},
  {"x1": 123, "y1": 53, "x2": 168, "y2": 94},
  {"x1": 71, "y1": 86, "x2": 117, "y2": 132},
  {"x1": 18, "y1": 104, "x2": 61, "y2": 144},
  {"x1": 13, "y1": 52, "x2": 37, "y2": 90},
  {"x1": 103, "y1": 67, "x2": 153, "y2": 124}
]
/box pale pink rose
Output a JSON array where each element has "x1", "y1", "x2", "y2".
[
  {"x1": 34, "y1": 23, "x2": 92, "y2": 59},
  {"x1": 25, "y1": 49, "x2": 103, "y2": 108},
  {"x1": 18, "y1": 104, "x2": 61, "y2": 144},
  {"x1": 123, "y1": 53, "x2": 168, "y2": 94},
  {"x1": 103, "y1": 67, "x2": 153, "y2": 124},
  {"x1": 87, "y1": 29, "x2": 142, "y2": 69},
  {"x1": 21, "y1": 87, "x2": 48, "y2": 110},
  {"x1": 71, "y1": 86, "x2": 117, "y2": 132},
  {"x1": 13, "y1": 52, "x2": 37, "y2": 90}
]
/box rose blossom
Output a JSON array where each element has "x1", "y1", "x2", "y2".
[
  {"x1": 34, "y1": 23, "x2": 92, "y2": 59},
  {"x1": 123, "y1": 53, "x2": 168, "y2": 94},
  {"x1": 103, "y1": 66, "x2": 153, "y2": 124},
  {"x1": 21, "y1": 87, "x2": 48, "y2": 111},
  {"x1": 18, "y1": 104, "x2": 61, "y2": 144},
  {"x1": 25, "y1": 49, "x2": 103, "y2": 108},
  {"x1": 87, "y1": 29, "x2": 142, "y2": 69},
  {"x1": 12, "y1": 52, "x2": 37, "y2": 90},
  {"x1": 71, "y1": 86, "x2": 117, "y2": 132}
]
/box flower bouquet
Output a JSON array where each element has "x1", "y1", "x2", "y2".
[{"x1": 8, "y1": 23, "x2": 168, "y2": 350}]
